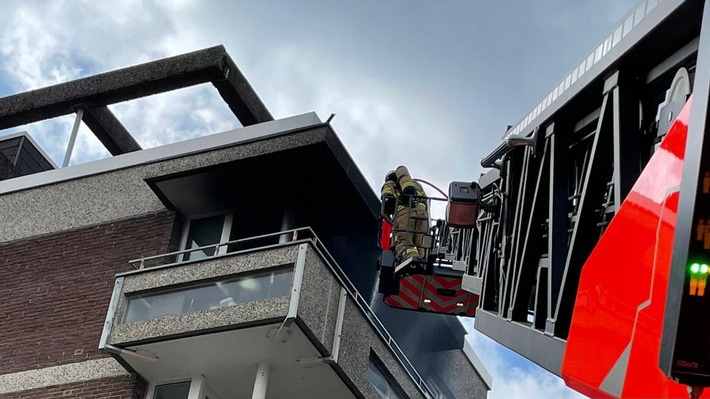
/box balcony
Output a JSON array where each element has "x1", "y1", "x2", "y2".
[{"x1": 100, "y1": 228, "x2": 435, "y2": 399}]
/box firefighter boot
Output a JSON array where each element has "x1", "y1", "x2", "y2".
[{"x1": 402, "y1": 247, "x2": 419, "y2": 260}]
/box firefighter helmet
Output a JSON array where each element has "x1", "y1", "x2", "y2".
[{"x1": 385, "y1": 170, "x2": 397, "y2": 183}]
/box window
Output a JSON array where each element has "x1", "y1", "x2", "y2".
[
  {"x1": 154, "y1": 381, "x2": 190, "y2": 399},
  {"x1": 123, "y1": 267, "x2": 294, "y2": 323},
  {"x1": 367, "y1": 351, "x2": 407, "y2": 399},
  {"x1": 182, "y1": 213, "x2": 232, "y2": 261},
  {"x1": 180, "y1": 207, "x2": 285, "y2": 261}
]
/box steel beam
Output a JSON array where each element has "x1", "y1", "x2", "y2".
[
  {"x1": 506, "y1": 150, "x2": 529, "y2": 318},
  {"x1": 534, "y1": 259, "x2": 549, "y2": 330},
  {"x1": 478, "y1": 211, "x2": 499, "y2": 311},
  {"x1": 503, "y1": 150, "x2": 530, "y2": 319},
  {"x1": 555, "y1": 90, "x2": 614, "y2": 337},
  {"x1": 546, "y1": 122, "x2": 568, "y2": 334},
  {"x1": 511, "y1": 141, "x2": 549, "y2": 322},
  {"x1": 609, "y1": 70, "x2": 641, "y2": 210},
  {"x1": 646, "y1": 36, "x2": 699, "y2": 84}
]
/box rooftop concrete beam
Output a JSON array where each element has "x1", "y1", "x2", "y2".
[
  {"x1": 81, "y1": 105, "x2": 141, "y2": 155},
  {"x1": 0, "y1": 45, "x2": 273, "y2": 131},
  {"x1": 213, "y1": 52, "x2": 273, "y2": 126}
]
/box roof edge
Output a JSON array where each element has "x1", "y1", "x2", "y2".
[
  {"x1": 0, "y1": 112, "x2": 322, "y2": 196},
  {"x1": 0, "y1": 131, "x2": 59, "y2": 169},
  {"x1": 463, "y1": 337, "x2": 493, "y2": 390}
]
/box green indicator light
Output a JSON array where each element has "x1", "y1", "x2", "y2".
[
  {"x1": 702, "y1": 264, "x2": 709, "y2": 274},
  {"x1": 691, "y1": 263, "x2": 701, "y2": 273}
]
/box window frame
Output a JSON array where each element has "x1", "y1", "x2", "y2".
[
  {"x1": 147, "y1": 378, "x2": 192, "y2": 399},
  {"x1": 146, "y1": 376, "x2": 225, "y2": 399},
  {"x1": 179, "y1": 210, "x2": 234, "y2": 262},
  {"x1": 367, "y1": 350, "x2": 409, "y2": 399}
]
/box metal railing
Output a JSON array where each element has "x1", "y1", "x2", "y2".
[
  {"x1": 125, "y1": 226, "x2": 435, "y2": 399},
  {"x1": 127, "y1": 228, "x2": 309, "y2": 270}
]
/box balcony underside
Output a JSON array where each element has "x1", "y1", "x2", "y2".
[{"x1": 119, "y1": 323, "x2": 355, "y2": 399}]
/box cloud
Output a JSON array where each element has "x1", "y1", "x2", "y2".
[
  {"x1": 460, "y1": 318, "x2": 587, "y2": 399},
  {"x1": 0, "y1": 0, "x2": 219, "y2": 164}
]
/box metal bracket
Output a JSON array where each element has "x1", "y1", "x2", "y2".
[
  {"x1": 330, "y1": 288, "x2": 348, "y2": 363},
  {"x1": 271, "y1": 244, "x2": 308, "y2": 343},
  {"x1": 461, "y1": 275, "x2": 482, "y2": 295},
  {"x1": 506, "y1": 126, "x2": 540, "y2": 157},
  {"x1": 104, "y1": 344, "x2": 158, "y2": 362},
  {"x1": 98, "y1": 277, "x2": 123, "y2": 349}
]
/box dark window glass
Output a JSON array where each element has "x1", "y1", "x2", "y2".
[
  {"x1": 367, "y1": 352, "x2": 407, "y2": 399},
  {"x1": 184, "y1": 215, "x2": 226, "y2": 261},
  {"x1": 228, "y1": 205, "x2": 282, "y2": 252},
  {"x1": 154, "y1": 381, "x2": 190, "y2": 399}
]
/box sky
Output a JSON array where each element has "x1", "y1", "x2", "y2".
[{"x1": 0, "y1": 1, "x2": 639, "y2": 398}]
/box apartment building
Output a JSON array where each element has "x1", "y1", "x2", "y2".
[{"x1": 0, "y1": 46, "x2": 490, "y2": 399}]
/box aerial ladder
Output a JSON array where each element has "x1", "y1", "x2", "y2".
[{"x1": 376, "y1": 0, "x2": 710, "y2": 397}]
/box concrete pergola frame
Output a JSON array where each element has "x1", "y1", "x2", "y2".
[{"x1": 0, "y1": 45, "x2": 273, "y2": 158}]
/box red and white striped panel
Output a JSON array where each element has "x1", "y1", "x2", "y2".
[{"x1": 384, "y1": 274, "x2": 478, "y2": 317}]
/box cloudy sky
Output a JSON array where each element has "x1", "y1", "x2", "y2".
[{"x1": 0, "y1": 1, "x2": 640, "y2": 398}]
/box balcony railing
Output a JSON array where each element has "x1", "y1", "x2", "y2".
[{"x1": 123, "y1": 227, "x2": 435, "y2": 399}]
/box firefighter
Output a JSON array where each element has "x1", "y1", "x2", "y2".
[{"x1": 381, "y1": 165, "x2": 429, "y2": 262}]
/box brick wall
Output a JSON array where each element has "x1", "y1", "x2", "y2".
[
  {"x1": 0, "y1": 211, "x2": 179, "y2": 375},
  {"x1": 0, "y1": 375, "x2": 146, "y2": 399}
]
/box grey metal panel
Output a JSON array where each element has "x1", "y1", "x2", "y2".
[
  {"x1": 0, "y1": 112, "x2": 321, "y2": 195},
  {"x1": 1, "y1": 131, "x2": 58, "y2": 169},
  {"x1": 0, "y1": 136, "x2": 20, "y2": 163},
  {"x1": 16, "y1": 143, "x2": 53, "y2": 174},
  {"x1": 474, "y1": 309, "x2": 565, "y2": 375},
  {"x1": 477, "y1": 168, "x2": 500, "y2": 189},
  {"x1": 20, "y1": 143, "x2": 49, "y2": 169},
  {"x1": 0, "y1": 151, "x2": 21, "y2": 180}
]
